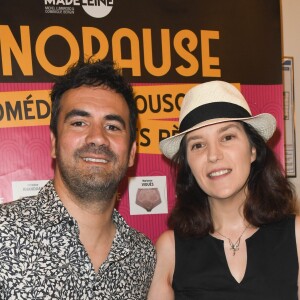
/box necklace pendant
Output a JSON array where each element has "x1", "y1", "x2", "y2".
[
  {"x1": 230, "y1": 244, "x2": 239, "y2": 256},
  {"x1": 228, "y1": 238, "x2": 240, "y2": 256},
  {"x1": 217, "y1": 224, "x2": 249, "y2": 257}
]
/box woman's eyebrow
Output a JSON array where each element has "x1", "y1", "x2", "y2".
[
  {"x1": 217, "y1": 123, "x2": 242, "y2": 133},
  {"x1": 186, "y1": 134, "x2": 203, "y2": 144},
  {"x1": 186, "y1": 123, "x2": 243, "y2": 143}
]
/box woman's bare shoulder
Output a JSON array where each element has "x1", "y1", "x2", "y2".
[
  {"x1": 156, "y1": 230, "x2": 175, "y2": 248},
  {"x1": 147, "y1": 230, "x2": 175, "y2": 300}
]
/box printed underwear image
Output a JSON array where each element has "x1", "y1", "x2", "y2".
[{"x1": 135, "y1": 188, "x2": 162, "y2": 212}]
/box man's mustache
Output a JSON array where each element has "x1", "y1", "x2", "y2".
[{"x1": 75, "y1": 144, "x2": 117, "y2": 161}]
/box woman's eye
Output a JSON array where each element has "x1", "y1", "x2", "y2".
[
  {"x1": 222, "y1": 134, "x2": 234, "y2": 141},
  {"x1": 191, "y1": 143, "x2": 204, "y2": 150}
]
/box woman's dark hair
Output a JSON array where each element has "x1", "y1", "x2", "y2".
[
  {"x1": 50, "y1": 58, "x2": 137, "y2": 146},
  {"x1": 168, "y1": 121, "x2": 297, "y2": 237}
]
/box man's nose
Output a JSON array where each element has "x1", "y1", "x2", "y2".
[{"x1": 85, "y1": 125, "x2": 109, "y2": 147}]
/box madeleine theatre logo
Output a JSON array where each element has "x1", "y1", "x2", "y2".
[
  {"x1": 82, "y1": 0, "x2": 113, "y2": 18},
  {"x1": 44, "y1": 0, "x2": 114, "y2": 18}
]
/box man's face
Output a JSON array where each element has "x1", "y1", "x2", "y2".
[{"x1": 50, "y1": 86, "x2": 136, "y2": 203}]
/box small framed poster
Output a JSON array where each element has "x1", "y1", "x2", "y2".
[{"x1": 282, "y1": 57, "x2": 296, "y2": 177}]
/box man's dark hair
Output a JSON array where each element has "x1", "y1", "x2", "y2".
[{"x1": 50, "y1": 58, "x2": 137, "y2": 146}]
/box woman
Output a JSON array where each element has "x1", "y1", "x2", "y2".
[{"x1": 147, "y1": 81, "x2": 300, "y2": 299}]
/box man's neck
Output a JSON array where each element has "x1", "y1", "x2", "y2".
[
  {"x1": 53, "y1": 177, "x2": 117, "y2": 272},
  {"x1": 78, "y1": 212, "x2": 116, "y2": 273}
]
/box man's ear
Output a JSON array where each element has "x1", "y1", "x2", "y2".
[
  {"x1": 128, "y1": 141, "x2": 137, "y2": 167},
  {"x1": 50, "y1": 131, "x2": 57, "y2": 159}
]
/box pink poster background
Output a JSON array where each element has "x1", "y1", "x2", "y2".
[{"x1": 0, "y1": 83, "x2": 284, "y2": 242}]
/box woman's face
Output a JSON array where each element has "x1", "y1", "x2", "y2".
[{"x1": 185, "y1": 121, "x2": 256, "y2": 204}]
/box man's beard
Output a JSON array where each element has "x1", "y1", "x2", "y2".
[{"x1": 56, "y1": 144, "x2": 129, "y2": 204}]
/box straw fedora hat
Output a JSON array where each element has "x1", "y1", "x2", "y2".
[{"x1": 159, "y1": 80, "x2": 277, "y2": 159}]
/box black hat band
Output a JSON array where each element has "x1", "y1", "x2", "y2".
[{"x1": 179, "y1": 102, "x2": 252, "y2": 133}]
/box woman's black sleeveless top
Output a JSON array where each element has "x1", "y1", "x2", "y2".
[{"x1": 173, "y1": 216, "x2": 298, "y2": 300}]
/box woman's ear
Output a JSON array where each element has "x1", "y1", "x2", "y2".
[{"x1": 250, "y1": 147, "x2": 257, "y2": 163}]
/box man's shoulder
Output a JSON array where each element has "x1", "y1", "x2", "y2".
[
  {"x1": 113, "y1": 210, "x2": 155, "y2": 253},
  {"x1": 127, "y1": 225, "x2": 155, "y2": 249},
  {"x1": 0, "y1": 180, "x2": 56, "y2": 222},
  {"x1": 0, "y1": 196, "x2": 39, "y2": 213},
  {"x1": 0, "y1": 196, "x2": 40, "y2": 228}
]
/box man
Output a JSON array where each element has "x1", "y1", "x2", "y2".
[{"x1": 0, "y1": 59, "x2": 156, "y2": 299}]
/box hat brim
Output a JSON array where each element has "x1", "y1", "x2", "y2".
[{"x1": 159, "y1": 113, "x2": 277, "y2": 159}]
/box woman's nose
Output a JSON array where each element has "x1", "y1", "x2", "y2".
[{"x1": 207, "y1": 143, "x2": 223, "y2": 163}]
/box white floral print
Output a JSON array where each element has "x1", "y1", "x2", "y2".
[{"x1": 0, "y1": 181, "x2": 156, "y2": 299}]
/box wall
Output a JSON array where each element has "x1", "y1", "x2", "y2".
[{"x1": 281, "y1": 0, "x2": 300, "y2": 197}]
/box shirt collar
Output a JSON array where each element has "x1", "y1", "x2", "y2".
[
  {"x1": 103, "y1": 210, "x2": 133, "y2": 263},
  {"x1": 37, "y1": 180, "x2": 75, "y2": 228},
  {"x1": 37, "y1": 181, "x2": 133, "y2": 235},
  {"x1": 37, "y1": 181, "x2": 134, "y2": 259}
]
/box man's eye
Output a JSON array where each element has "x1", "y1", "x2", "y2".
[
  {"x1": 106, "y1": 124, "x2": 121, "y2": 131},
  {"x1": 71, "y1": 121, "x2": 85, "y2": 126}
]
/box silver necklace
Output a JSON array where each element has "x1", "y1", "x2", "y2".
[{"x1": 216, "y1": 225, "x2": 249, "y2": 256}]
